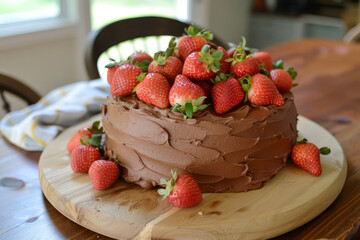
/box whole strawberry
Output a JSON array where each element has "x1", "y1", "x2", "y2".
[
  {"x1": 271, "y1": 60, "x2": 298, "y2": 92},
  {"x1": 105, "y1": 61, "x2": 120, "y2": 85},
  {"x1": 128, "y1": 51, "x2": 153, "y2": 64},
  {"x1": 110, "y1": 63, "x2": 143, "y2": 97},
  {"x1": 229, "y1": 48, "x2": 260, "y2": 79},
  {"x1": 66, "y1": 127, "x2": 91, "y2": 153},
  {"x1": 148, "y1": 38, "x2": 183, "y2": 85},
  {"x1": 136, "y1": 73, "x2": 170, "y2": 108},
  {"x1": 241, "y1": 73, "x2": 284, "y2": 106},
  {"x1": 70, "y1": 145, "x2": 101, "y2": 173},
  {"x1": 177, "y1": 25, "x2": 212, "y2": 61},
  {"x1": 270, "y1": 69, "x2": 293, "y2": 93},
  {"x1": 158, "y1": 170, "x2": 202, "y2": 208},
  {"x1": 89, "y1": 160, "x2": 120, "y2": 190},
  {"x1": 169, "y1": 74, "x2": 208, "y2": 119},
  {"x1": 182, "y1": 45, "x2": 223, "y2": 81},
  {"x1": 212, "y1": 77, "x2": 245, "y2": 114},
  {"x1": 254, "y1": 51, "x2": 273, "y2": 72},
  {"x1": 291, "y1": 139, "x2": 331, "y2": 176},
  {"x1": 193, "y1": 80, "x2": 213, "y2": 98},
  {"x1": 217, "y1": 46, "x2": 231, "y2": 73}
]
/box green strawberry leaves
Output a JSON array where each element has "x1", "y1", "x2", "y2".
[
  {"x1": 153, "y1": 37, "x2": 177, "y2": 66},
  {"x1": 172, "y1": 96, "x2": 209, "y2": 119},
  {"x1": 198, "y1": 45, "x2": 223, "y2": 73},
  {"x1": 158, "y1": 169, "x2": 178, "y2": 200},
  {"x1": 185, "y1": 25, "x2": 213, "y2": 42},
  {"x1": 80, "y1": 121, "x2": 105, "y2": 150}
]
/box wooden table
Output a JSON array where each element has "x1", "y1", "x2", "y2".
[{"x1": 1, "y1": 38, "x2": 360, "y2": 239}]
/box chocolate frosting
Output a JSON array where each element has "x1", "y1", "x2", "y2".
[{"x1": 101, "y1": 93, "x2": 298, "y2": 193}]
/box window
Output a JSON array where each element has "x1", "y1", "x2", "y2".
[
  {"x1": 0, "y1": 0, "x2": 60, "y2": 25},
  {"x1": 90, "y1": 0, "x2": 187, "y2": 30}
]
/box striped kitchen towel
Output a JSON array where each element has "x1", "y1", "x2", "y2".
[{"x1": 0, "y1": 79, "x2": 109, "y2": 151}]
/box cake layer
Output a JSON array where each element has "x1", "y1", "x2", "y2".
[{"x1": 102, "y1": 93, "x2": 297, "y2": 193}]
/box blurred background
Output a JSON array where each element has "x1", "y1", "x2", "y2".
[{"x1": 0, "y1": 0, "x2": 359, "y2": 117}]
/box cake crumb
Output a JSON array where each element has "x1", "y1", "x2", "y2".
[{"x1": 198, "y1": 211, "x2": 203, "y2": 216}]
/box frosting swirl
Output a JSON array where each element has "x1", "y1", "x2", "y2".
[{"x1": 102, "y1": 93, "x2": 297, "y2": 192}]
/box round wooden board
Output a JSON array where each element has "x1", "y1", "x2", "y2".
[{"x1": 39, "y1": 115, "x2": 347, "y2": 240}]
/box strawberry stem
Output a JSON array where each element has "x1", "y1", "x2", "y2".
[
  {"x1": 157, "y1": 170, "x2": 178, "y2": 200},
  {"x1": 320, "y1": 147, "x2": 331, "y2": 155}
]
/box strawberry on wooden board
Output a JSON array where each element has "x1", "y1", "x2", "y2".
[
  {"x1": 136, "y1": 73, "x2": 170, "y2": 109},
  {"x1": 110, "y1": 63, "x2": 143, "y2": 97},
  {"x1": 228, "y1": 47, "x2": 260, "y2": 79},
  {"x1": 211, "y1": 77, "x2": 245, "y2": 114},
  {"x1": 158, "y1": 170, "x2": 202, "y2": 208},
  {"x1": 89, "y1": 160, "x2": 120, "y2": 191},
  {"x1": 254, "y1": 51, "x2": 273, "y2": 72},
  {"x1": 169, "y1": 74, "x2": 208, "y2": 119},
  {"x1": 66, "y1": 121, "x2": 104, "y2": 153},
  {"x1": 291, "y1": 139, "x2": 331, "y2": 176},
  {"x1": 241, "y1": 73, "x2": 284, "y2": 106},
  {"x1": 128, "y1": 51, "x2": 153, "y2": 64},
  {"x1": 148, "y1": 38, "x2": 183, "y2": 85},
  {"x1": 177, "y1": 25, "x2": 212, "y2": 61},
  {"x1": 182, "y1": 44, "x2": 223, "y2": 81},
  {"x1": 70, "y1": 145, "x2": 102, "y2": 173},
  {"x1": 66, "y1": 127, "x2": 91, "y2": 153}
]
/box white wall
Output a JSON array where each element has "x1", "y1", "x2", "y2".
[
  {"x1": 188, "y1": 0, "x2": 252, "y2": 46},
  {"x1": 0, "y1": 0, "x2": 90, "y2": 118}
]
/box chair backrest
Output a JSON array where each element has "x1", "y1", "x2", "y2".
[
  {"x1": 343, "y1": 23, "x2": 360, "y2": 43},
  {"x1": 0, "y1": 73, "x2": 41, "y2": 113},
  {"x1": 84, "y1": 16, "x2": 229, "y2": 80}
]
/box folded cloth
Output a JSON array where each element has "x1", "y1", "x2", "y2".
[{"x1": 0, "y1": 79, "x2": 109, "y2": 151}]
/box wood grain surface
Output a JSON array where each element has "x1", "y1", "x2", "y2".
[{"x1": 38, "y1": 115, "x2": 347, "y2": 240}]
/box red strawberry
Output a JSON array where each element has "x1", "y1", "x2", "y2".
[
  {"x1": 66, "y1": 127, "x2": 91, "y2": 153},
  {"x1": 193, "y1": 80, "x2": 213, "y2": 98},
  {"x1": 270, "y1": 69, "x2": 293, "y2": 93},
  {"x1": 148, "y1": 38, "x2": 183, "y2": 85},
  {"x1": 89, "y1": 160, "x2": 120, "y2": 190},
  {"x1": 105, "y1": 64, "x2": 119, "y2": 85},
  {"x1": 110, "y1": 63, "x2": 143, "y2": 97},
  {"x1": 254, "y1": 51, "x2": 273, "y2": 72},
  {"x1": 228, "y1": 47, "x2": 260, "y2": 79},
  {"x1": 128, "y1": 52, "x2": 153, "y2": 64},
  {"x1": 211, "y1": 78, "x2": 245, "y2": 114},
  {"x1": 177, "y1": 25, "x2": 212, "y2": 61},
  {"x1": 291, "y1": 139, "x2": 331, "y2": 176},
  {"x1": 169, "y1": 75, "x2": 208, "y2": 119},
  {"x1": 217, "y1": 46, "x2": 231, "y2": 73},
  {"x1": 182, "y1": 45, "x2": 223, "y2": 81},
  {"x1": 158, "y1": 170, "x2": 202, "y2": 208},
  {"x1": 70, "y1": 145, "x2": 101, "y2": 173},
  {"x1": 241, "y1": 73, "x2": 284, "y2": 106},
  {"x1": 136, "y1": 73, "x2": 170, "y2": 108}
]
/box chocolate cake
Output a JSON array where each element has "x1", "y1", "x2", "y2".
[{"x1": 101, "y1": 92, "x2": 297, "y2": 193}]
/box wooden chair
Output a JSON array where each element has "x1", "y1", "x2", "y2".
[
  {"x1": 84, "y1": 16, "x2": 229, "y2": 80},
  {"x1": 343, "y1": 23, "x2": 360, "y2": 43},
  {"x1": 0, "y1": 73, "x2": 41, "y2": 113}
]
